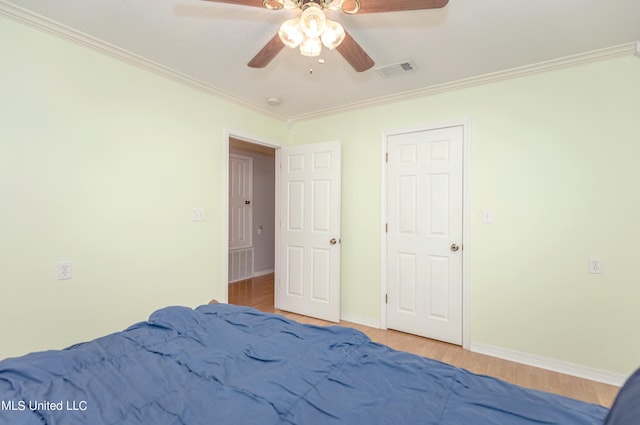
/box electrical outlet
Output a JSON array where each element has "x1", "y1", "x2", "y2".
[
  {"x1": 58, "y1": 261, "x2": 72, "y2": 280},
  {"x1": 589, "y1": 257, "x2": 603, "y2": 274},
  {"x1": 192, "y1": 208, "x2": 205, "y2": 222}
]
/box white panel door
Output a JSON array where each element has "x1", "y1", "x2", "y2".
[
  {"x1": 386, "y1": 126, "x2": 463, "y2": 345},
  {"x1": 277, "y1": 141, "x2": 341, "y2": 323},
  {"x1": 229, "y1": 154, "x2": 252, "y2": 250}
]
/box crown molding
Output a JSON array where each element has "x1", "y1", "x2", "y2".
[
  {"x1": 291, "y1": 42, "x2": 637, "y2": 122},
  {"x1": 2, "y1": 1, "x2": 635, "y2": 125},
  {"x1": 0, "y1": 1, "x2": 286, "y2": 121}
]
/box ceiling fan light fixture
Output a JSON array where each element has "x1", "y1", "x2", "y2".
[
  {"x1": 299, "y1": 36, "x2": 322, "y2": 57},
  {"x1": 299, "y1": 4, "x2": 327, "y2": 38},
  {"x1": 339, "y1": 0, "x2": 360, "y2": 14},
  {"x1": 279, "y1": 18, "x2": 304, "y2": 48},
  {"x1": 263, "y1": 0, "x2": 285, "y2": 10},
  {"x1": 320, "y1": 19, "x2": 345, "y2": 49},
  {"x1": 322, "y1": 0, "x2": 341, "y2": 10},
  {"x1": 266, "y1": 0, "x2": 370, "y2": 65}
]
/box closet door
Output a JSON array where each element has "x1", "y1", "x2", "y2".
[{"x1": 386, "y1": 126, "x2": 464, "y2": 345}]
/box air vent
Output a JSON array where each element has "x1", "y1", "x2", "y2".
[{"x1": 375, "y1": 59, "x2": 419, "y2": 78}]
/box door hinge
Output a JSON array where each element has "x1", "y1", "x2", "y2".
[
  {"x1": 385, "y1": 223, "x2": 388, "y2": 233},
  {"x1": 385, "y1": 294, "x2": 388, "y2": 304},
  {"x1": 385, "y1": 152, "x2": 389, "y2": 163}
]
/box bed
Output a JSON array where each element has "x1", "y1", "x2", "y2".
[{"x1": 0, "y1": 303, "x2": 635, "y2": 425}]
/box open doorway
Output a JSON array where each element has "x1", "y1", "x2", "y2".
[
  {"x1": 225, "y1": 134, "x2": 342, "y2": 323},
  {"x1": 227, "y1": 137, "x2": 277, "y2": 311}
]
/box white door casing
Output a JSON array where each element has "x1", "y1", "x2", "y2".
[
  {"x1": 229, "y1": 154, "x2": 253, "y2": 250},
  {"x1": 276, "y1": 141, "x2": 341, "y2": 323},
  {"x1": 386, "y1": 125, "x2": 464, "y2": 345}
]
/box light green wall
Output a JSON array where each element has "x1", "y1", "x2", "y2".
[
  {"x1": 0, "y1": 17, "x2": 288, "y2": 359},
  {"x1": 289, "y1": 56, "x2": 640, "y2": 375},
  {"x1": 3, "y1": 13, "x2": 639, "y2": 378}
]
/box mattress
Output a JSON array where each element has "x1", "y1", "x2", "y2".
[{"x1": 0, "y1": 303, "x2": 609, "y2": 424}]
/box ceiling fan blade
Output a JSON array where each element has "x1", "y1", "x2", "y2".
[
  {"x1": 336, "y1": 31, "x2": 375, "y2": 72},
  {"x1": 248, "y1": 34, "x2": 285, "y2": 68},
  {"x1": 356, "y1": 0, "x2": 449, "y2": 14},
  {"x1": 199, "y1": 0, "x2": 264, "y2": 7}
]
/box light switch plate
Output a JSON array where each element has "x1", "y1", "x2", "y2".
[{"x1": 482, "y1": 209, "x2": 493, "y2": 224}]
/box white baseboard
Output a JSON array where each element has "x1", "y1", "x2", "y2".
[
  {"x1": 340, "y1": 313, "x2": 381, "y2": 329},
  {"x1": 228, "y1": 269, "x2": 274, "y2": 284},
  {"x1": 253, "y1": 269, "x2": 274, "y2": 277},
  {"x1": 470, "y1": 343, "x2": 626, "y2": 387},
  {"x1": 228, "y1": 277, "x2": 244, "y2": 284}
]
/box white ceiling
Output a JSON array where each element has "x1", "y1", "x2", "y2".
[{"x1": 4, "y1": 0, "x2": 640, "y2": 120}]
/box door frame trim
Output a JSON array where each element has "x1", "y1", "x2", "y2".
[
  {"x1": 380, "y1": 118, "x2": 472, "y2": 349},
  {"x1": 223, "y1": 129, "x2": 282, "y2": 304}
]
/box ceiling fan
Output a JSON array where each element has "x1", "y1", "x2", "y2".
[{"x1": 201, "y1": 0, "x2": 449, "y2": 72}]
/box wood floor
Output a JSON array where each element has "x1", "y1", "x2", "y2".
[{"x1": 228, "y1": 273, "x2": 620, "y2": 408}]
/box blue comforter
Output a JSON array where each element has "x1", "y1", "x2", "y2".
[{"x1": 0, "y1": 304, "x2": 608, "y2": 424}]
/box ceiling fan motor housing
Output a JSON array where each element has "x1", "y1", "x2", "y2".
[
  {"x1": 301, "y1": 0, "x2": 323, "y2": 9},
  {"x1": 263, "y1": 0, "x2": 361, "y2": 14},
  {"x1": 306, "y1": 1, "x2": 361, "y2": 14}
]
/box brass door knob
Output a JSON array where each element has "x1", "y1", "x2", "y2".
[{"x1": 450, "y1": 243, "x2": 460, "y2": 252}]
